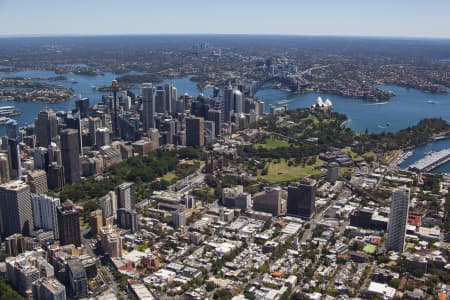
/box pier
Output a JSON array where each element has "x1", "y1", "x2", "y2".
[{"x1": 409, "y1": 149, "x2": 450, "y2": 172}]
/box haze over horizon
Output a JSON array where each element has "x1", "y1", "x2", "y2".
[{"x1": 1, "y1": 0, "x2": 450, "y2": 39}]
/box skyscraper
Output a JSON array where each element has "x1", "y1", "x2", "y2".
[
  {"x1": 164, "y1": 83, "x2": 175, "y2": 113},
  {"x1": 0, "y1": 153, "x2": 9, "y2": 184},
  {"x1": 117, "y1": 182, "x2": 135, "y2": 210},
  {"x1": 35, "y1": 108, "x2": 58, "y2": 147},
  {"x1": 7, "y1": 138, "x2": 21, "y2": 179},
  {"x1": 27, "y1": 170, "x2": 48, "y2": 194},
  {"x1": 207, "y1": 109, "x2": 223, "y2": 137},
  {"x1": 142, "y1": 83, "x2": 155, "y2": 131},
  {"x1": 185, "y1": 116, "x2": 204, "y2": 147},
  {"x1": 99, "y1": 191, "x2": 117, "y2": 225},
  {"x1": 0, "y1": 180, "x2": 34, "y2": 237},
  {"x1": 287, "y1": 179, "x2": 316, "y2": 219},
  {"x1": 223, "y1": 85, "x2": 233, "y2": 122},
  {"x1": 89, "y1": 209, "x2": 103, "y2": 237},
  {"x1": 33, "y1": 147, "x2": 48, "y2": 170},
  {"x1": 386, "y1": 187, "x2": 410, "y2": 252},
  {"x1": 75, "y1": 97, "x2": 90, "y2": 118},
  {"x1": 233, "y1": 89, "x2": 243, "y2": 114},
  {"x1": 60, "y1": 129, "x2": 80, "y2": 184},
  {"x1": 5, "y1": 119, "x2": 20, "y2": 141},
  {"x1": 32, "y1": 194, "x2": 60, "y2": 238},
  {"x1": 47, "y1": 163, "x2": 65, "y2": 191},
  {"x1": 155, "y1": 86, "x2": 166, "y2": 113},
  {"x1": 57, "y1": 200, "x2": 81, "y2": 247}
]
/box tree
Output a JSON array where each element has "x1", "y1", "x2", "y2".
[{"x1": 213, "y1": 288, "x2": 233, "y2": 300}]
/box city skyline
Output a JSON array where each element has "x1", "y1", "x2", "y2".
[{"x1": 1, "y1": 0, "x2": 450, "y2": 39}]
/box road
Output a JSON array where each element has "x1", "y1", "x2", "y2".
[
  {"x1": 81, "y1": 228, "x2": 124, "y2": 298},
  {"x1": 169, "y1": 163, "x2": 205, "y2": 193}
]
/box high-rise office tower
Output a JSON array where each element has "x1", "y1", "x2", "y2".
[
  {"x1": 185, "y1": 116, "x2": 204, "y2": 147},
  {"x1": 0, "y1": 153, "x2": 9, "y2": 183},
  {"x1": 60, "y1": 129, "x2": 80, "y2": 184},
  {"x1": 75, "y1": 97, "x2": 90, "y2": 118},
  {"x1": 57, "y1": 200, "x2": 81, "y2": 247},
  {"x1": 35, "y1": 108, "x2": 58, "y2": 147},
  {"x1": 223, "y1": 85, "x2": 233, "y2": 122},
  {"x1": 5, "y1": 119, "x2": 20, "y2": 141},
  {"x1": 155, "y1": 86, "x2": 166, "y2": 113},
  {"x1": 47, "y1": 163, "x2": 65, "y2": 191},
  {"x1": 112, "y1": 80, "x2": 119, "y2": 139},
  {"x1": 99, "y1": 191, "x2": 117, "y2": 225},
  {"x1": 287, "y1": 179, "x2": 317, "y2": 219},
  {"x1": 88, "y1": 117, "x2": 102, "y2": 146},
  {"x1": 117, "y1": 182, "x2": 135, "y2": 210},
  {"x1": 142, "y1": 83, "x2": 155, "y2": 130},
  {"x1": 7, "y1": 138, "x2": 21, "y2": 179},
  {"x1": 386, "y1": 187, "x2": 410, "y2": 252},
  {"x1": 206, "y1": 109, "x2": 222, "y2": 137},
  {"x1": 95, "y1": 127, "x2": 111, "y2": 148},
  {"x1": 117, "y1": 209, "x2": 138, "y2": 233},
  {"x1": 233, "y1": 89, "x2": 243, "y2": 114},
  {"x1": 204, "y1": 120, "x2": 215, "y2": 143},
  {"x1": 65, "y1": 113, "x2": 83, "y2": 155},
  {"x1": 32, "y1": 194, "x2": 60, "y2": 238},
  {"x1": 47, "y1": 142, "x2": 62, "y2": 166},
  {"x1": 164, "y1": 83, "x2": 176, "y2": 113},
  {"x1": 27, "y1": 170, "x2": 48, "y2": 194},
  {"x1": 252, "y1": 187, "x2": 287, "y2": 216},
  {"x1": 33, "y1": 147, "x2": 48, "y2": 170},
  {"x1": 89, "y1": 209, "x2": 103, "y2": 237},
  {"x1": 0, "y1": 180, "x2": 34, "y2": 237},
  {"x1": 32, "y1": 278, "x2": 66, "y2": 300}
]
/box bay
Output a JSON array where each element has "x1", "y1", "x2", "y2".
[{"x1": 255, "y1": 85, "x2": 450, "y2": 133}]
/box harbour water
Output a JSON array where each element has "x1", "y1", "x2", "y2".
[
  {"x1": 2, "y1": 69, "x2": 450, "y2": 172},
  {"x1": 255, "y1": 85, "x2": 450, "y2": 133},
  {"x1": 0, "y1": 70, "x2": 212, "y2": 130}
]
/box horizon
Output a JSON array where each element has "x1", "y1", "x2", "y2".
[{"x1": 1, "y1": 33, "x2": 450, "y2": 41}]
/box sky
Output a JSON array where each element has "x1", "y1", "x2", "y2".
[{"x1": 0, "y1": 0, "x2": 449, "y2": 38}]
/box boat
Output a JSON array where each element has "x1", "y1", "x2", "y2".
[
  {"x1": 0, "y1": 117, "x2": 12, "y2": 125},
  {"x1": 0, "y1": 106, "x2": 21, "y2": 117},
  {"x1": 277, "y1": 100, "x2": 290, "y2": 104},
  {"x1": 427, "y1": 100, "x2": 436, "y2": 104}
]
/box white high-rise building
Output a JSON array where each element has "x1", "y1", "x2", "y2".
[
  {"x1": 386, "y1": 187, "x2": 410, "y2": 252},
  {"x1": 99, "y1": 191, "x2": 118, "y2": 225},
  {"x1": 142, "y1": 83, "x2": 155, "y2": 130},
  {"x1": 32, "y1": 194, "x2": 60, "y2": 238}
]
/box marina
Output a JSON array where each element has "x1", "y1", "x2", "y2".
[{"x1": 408, "y1": 148, "x2": 450, "y2": 172}]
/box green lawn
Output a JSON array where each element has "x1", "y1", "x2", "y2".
[
  {"x1": 259, "y1": 158, "x2": 324, "y2": 183},
  {"x1": 161, "y1": 171, "x2": 178, "y2": 182},
  {"x1": 363, "y1": 244, "x2": 377, "y2": 254},
  {"x1": 254, "y1": 137, "x2": 290, "y2": 149}
]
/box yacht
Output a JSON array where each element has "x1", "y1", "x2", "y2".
[
  {"x1": 0, "y1": 106, "x2": 21, "y2": 117},
  {"x1": 0, "y1": 117, "x2": 12, "y2": 125}
]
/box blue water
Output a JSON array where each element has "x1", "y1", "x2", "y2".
[
  {"x1": 0, "y1": 70, "x2": 212, "y2": 131},
  {"x1": 255, "y1": 85, "x2": 450, "y2": 173},
  {"x1": 255, "y1": 85, "x2": 450, "y2": 133}
]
